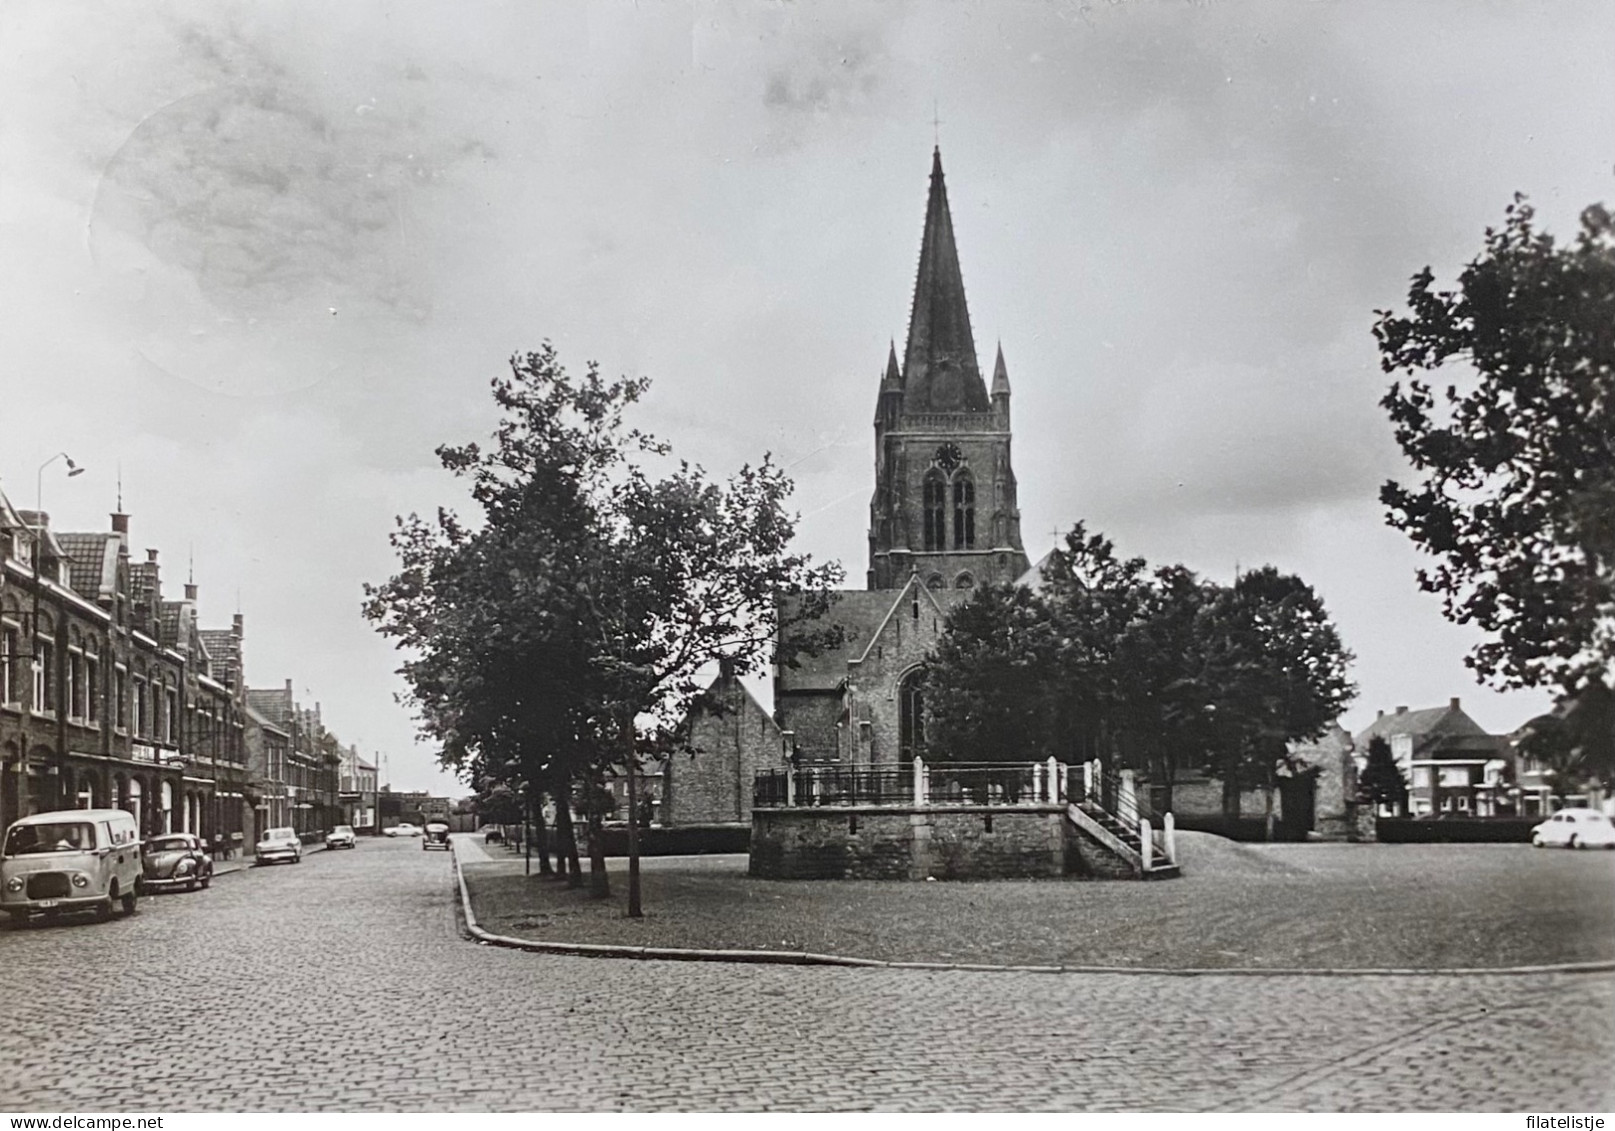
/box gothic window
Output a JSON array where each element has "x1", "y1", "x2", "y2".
[
  {"x1": 955, "y1": 572, "x2": 975, "y2": 589},
  {"x1": 899, "y1": 669, "x2": 927, "y2": 760},
  {"x1": 926, "y1": 574, "x2": 945, "y2": 590},
  {"x1": 952, "y1": 472, "x2": 976, "y2": 549},
  {"x1": 922, "y1": 472, "x2": 946, "y2": 551}
]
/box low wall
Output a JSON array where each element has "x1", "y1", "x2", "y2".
[
  {"x1": 750, "y1": 806, "x2": 1067, "y2": 880},
  {"x1": 1376, "y1": 817, "x2": 1538, "y2": 844}
]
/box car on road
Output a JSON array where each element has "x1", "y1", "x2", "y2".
[
  {"x1": 325, "y1": 825, "x2": 357, "y2": 850},
  {"x1": 142, "y1": 833, "x2": 214, "y2": 892},
  {"x1": 383, "y1": 823, "x2": 422, "y2": 838},
  {"x1": 481, "y1": 825, "x2": 505, "y2": 844},
  {"x1": 255, "y1": 827, "x2": 303, "y2": 865},
  {"x1": 422, "y1": 822, "x2": 451, "y2": 851},
  {"x1": 1, "y1": 809, "x2": 143, "y2": 923},
  {"x1": 1531, "y1": 808, "x2": 1615, "y2": 849}
]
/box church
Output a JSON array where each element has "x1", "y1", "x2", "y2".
[
  {"x1": 773, "y1": 147, "x2": 1032, "y2": 769},
  {"x1": 659, "y1": 147, "x2": 1035, "y2": 823}
]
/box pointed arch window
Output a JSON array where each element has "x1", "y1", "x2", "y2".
[
  {"x1": 923, "y1": 472, "x2": 947, "y2": 551},
  {"x1": 899, "y1": 668, "x2": 927, "y2": 760},
  {"x1": 952, "y1": 472, "x2": 976, "y2": 549}
]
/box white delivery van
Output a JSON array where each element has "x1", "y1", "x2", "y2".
[{"x1": 1, "y1": 809, "x2": 143, "y2": 923}]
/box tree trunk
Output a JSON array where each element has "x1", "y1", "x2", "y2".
[
  {"x1": 587, "y1": 805, "x2": 609, "y2": 899},
  {"x1": 532, "y1": 794, "x2": 552, "y2": 876},
  {"x1": 553, "y1": 771, "x2": 582, "y2": 888},
  {"x1": 624, "y1": 716, "x2": 642, "y2": 918}
]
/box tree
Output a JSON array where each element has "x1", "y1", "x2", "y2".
[
  {"x1": 923, "y1": 582, "x2": 1065, "y2": 763},
  {"x1": 1358, "y1": 735, "x2": 1408, "y2": 815},
  {"x1": 1200, "y1": 566, "x2": 1358, "y2": 837},
  {"x1": 365, "y1": 342, "x2": 842, "y2": 917},
  {"x1": 923, "y1": 526, "x2": 1357, "y2": 835},
  {"x1": 1376, "y1": 197, "x2": 1615, "y2": 696}
]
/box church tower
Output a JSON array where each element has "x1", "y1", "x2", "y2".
[{"x1": 867, "y1": 148, "x2": 1029, "y2": 591}]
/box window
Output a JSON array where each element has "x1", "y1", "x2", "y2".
[
  {"x1": 34, "y1": 636, "x2": 54, "y2": 714},
  {"x1": 114, "y1": 666, "x2": 127, "y2": 731},
  {"x1": 67, "y1": 648, "x2": 84, "y2": 721},
  {"x1": 922, "y1": 473, "x2": 946, "y2": 551},
  {"x1": 1, "y1": 623, "x2": 17, "y2": 706},
  {"x1": 86, "y1": 647, "x2": 99, "y2": 725},
  {"x1": 133, "y1": 677, "x2": 147, "y2": 737},
  {"x1": 955, "y1": 573, "x2": 975, "y2": 589},
  {"x1": 164, "y1": 688, "x2": 178, "y2": 744},
  {"x1": 952, "y1": 473, "x2": 975, "y2": 549},
  {"x1": 899, "y1": 669, "x2": 926, "y2": 759}
]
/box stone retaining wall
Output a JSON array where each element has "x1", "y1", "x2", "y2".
[{"x1": 750, "y1": 806, "x2": 1068, "y2": 880}]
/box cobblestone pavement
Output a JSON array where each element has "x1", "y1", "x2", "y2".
[{"x1": 1, "y1": 837, "x2": 1610, "y2": 1112}]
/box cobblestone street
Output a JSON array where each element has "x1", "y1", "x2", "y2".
[{"x1": 1, "y1": 836, "x2": 1610, "y2": 1112}]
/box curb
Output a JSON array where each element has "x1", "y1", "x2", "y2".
[{"x1": 452, "y1": 850, "x2": 1615, "y2": 978}]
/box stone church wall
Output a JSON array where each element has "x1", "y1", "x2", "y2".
[{"x1": 847, "y1": 589, "x2": 951, "y2": 767}]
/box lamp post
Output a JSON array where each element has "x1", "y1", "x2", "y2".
[{"x1": 31, "y1": 453, "x2": 84, "y2": 812}]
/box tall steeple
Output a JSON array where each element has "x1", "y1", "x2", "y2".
[
  {"x1": 900, "y1": 147, "x2": 990, "y2": 414},
  {"x1": 867, "y1": 148, "x2": 1029, "y2": 592}
]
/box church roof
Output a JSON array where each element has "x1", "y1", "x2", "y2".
[
  {"x1": 777, "y1": 577, "x2": 969, "y2": 692},
  {"x1": 900, "y1": 148, "x2": 990, "y2": 414}
]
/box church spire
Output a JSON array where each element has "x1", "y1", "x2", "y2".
[
  {"x1": 991, "y1": 341, "x2": 1010, "y2": 397},
  {"x1": 882, "y1": 339, "x2": 902, "y2": 392},
  {"x1": 900, "y1": 147, "x2": 988, "y2": 413}
]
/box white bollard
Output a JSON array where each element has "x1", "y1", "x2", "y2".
[
  {"x1": 914, "y1": 756, "x2": 926, "y2": 807},
  {"x1": 1048, "y1": 757, "x2": 1061, "y2": 803},
  {"x1": 1031, "y1": 761, "x2": 1043, "y2": 805},
  {"x1": 1139, "y1": 818, "x2": 1153, "y2": 870},
  {"x1": 1163, "y1": 811, "x2": 1176, "y2": 864},
  {"x1": 786, "y1": 769, "x2": 796, "y2": 807}
]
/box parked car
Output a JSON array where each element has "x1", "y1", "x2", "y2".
[
  {"x1": 325, "y1": 825, "x2": 357, "y2": 850},
  {"x1": 255, "y1": 827, "x2": 302, "y2": 865},
  {"x1": 481, "y1": 825, "x2": 505, "y2": 844},
  {"x1": 1531, "y1": 808, "x2": 1615, "y2": 849},
  {"x1": 142, "y1": 833, "x2": 213, "y2": 892},
  {"x1": 1, "y1": 809, "x2": 143, "y2": 923},
  {"x1": 422, "y1": 822, "x2": 452, "y2": 851},
  {"x1": 383, "y1": 823, "x2": 422, "y2": 838}
]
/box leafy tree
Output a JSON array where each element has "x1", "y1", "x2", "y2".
[
  {"x1": 923, "y1": 527, "x2": 1356, "y2": 835},
  {"x1": 1519, "y1": 678, "x2": 1615, "y2": 798},
  {"x1": 365, "y1": 343, "x2": 842, "y2": 916},
  {"x1": 1376, "y1": 197, "x2": 1615, "y2": 696},
  {"x1": 1357, "y1": 735, "x2": 1408, "y2": 815},
  {"x1": 923, "y1": 583, "x2": 1065, "y2": 763},
  {"x1": 1200, "y1": 566, "x2": 1358, "y2": 836}
]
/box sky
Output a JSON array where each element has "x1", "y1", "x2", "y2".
[{"x1": 2, "y1": 1, "x2": 1611, "y2": 795}]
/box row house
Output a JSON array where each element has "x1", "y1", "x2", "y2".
[
  {"x1": 337, "y1": 743, "x2": 378, "y2": 833},
  {"x1": 0, "y1": 491, "x2": 255, "y2": 843},
  {"x1": 245, "y1": 681, "x2": 341, "y2": 837}
]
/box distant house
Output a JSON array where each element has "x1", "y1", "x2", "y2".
[{"x1": 1353, "y1": 698, "x2": 1509, "y2": 817}]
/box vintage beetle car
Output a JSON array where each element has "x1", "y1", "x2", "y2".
[
  {"x1": 142, "y1": 833, "x2": 214, "y2": 892},
  {"x1": 422, "y1": 822, "x2": 452, "y2": 851}
]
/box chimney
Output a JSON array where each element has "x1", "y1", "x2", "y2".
[
  {"x1": 111, "y1": 512, "x2": 129, "y2": 534},
  {"x1": 719, "y1": 655, "x2": 736, "y2": 681},
  {"x1": 184, "y1": 582, "x2": 198, "y2": 601},
  {"x1": 1449, "y1": 697, "x2": 1461, "y2": 711},
  {"x1": 232, "y1": 613, "x2": 243, "y2": 637},
  {"x1": 145, "y1": 548, "x2": 158, "y2": 563},
  {"x1": 1396, "y1": 705, "x2": 1408, "y2": 715},
  {"x1": 1376, "y1": 709, "x2": 1384, "y2": 719}
]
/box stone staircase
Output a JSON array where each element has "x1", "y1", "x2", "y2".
[{"x1": 1064, "y1": 761, "x2": 1181, "y2": 880}]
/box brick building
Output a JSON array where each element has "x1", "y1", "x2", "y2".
[
  {"x1": 0, "y1": 492, "x2": 256, "y2": 842},
  {"x1": 662, "y1": 661, "x2": 783, "y2": 825}
]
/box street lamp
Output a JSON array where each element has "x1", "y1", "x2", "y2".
[{"x1": 30, "y1": 452, "x2": 85, "y2": 813}]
